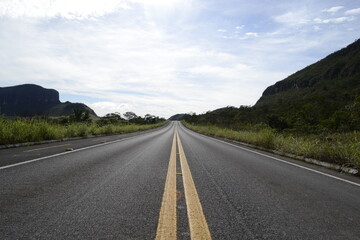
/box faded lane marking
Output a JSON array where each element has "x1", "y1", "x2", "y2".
[
  {"x1": 0, "y1": 131, "x2": 157, "y2": 170},
  {"x1": 24, "y1": 144, "x2": 71, "y2": 152},
  {"x1": 155, "y1": 130, "x2": 177, "y2": 240},
  {"x1": 0, "y1": 123, "x2": 173, "y2": 170},
  {"x1": 176, "y1": 130, "x2": 212, "y2": 240}
]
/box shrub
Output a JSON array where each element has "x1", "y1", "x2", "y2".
[{"x1": 183, "y1": 121, "x2": 360, "y2": 168}]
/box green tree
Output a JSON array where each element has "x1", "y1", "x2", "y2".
[
  {"x1": 73, "y1": 109, "x2": 84, "y2": 122},
  {"x1": 123, "y1": 112, "x2": 138, "y2": 121}
]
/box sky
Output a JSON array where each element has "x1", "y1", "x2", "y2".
[{"x1": 0, "y1": 0, "x2": 359, "y2": 118}]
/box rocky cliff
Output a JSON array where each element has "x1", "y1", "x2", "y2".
[
  {"x1": 259, "y1": 38, "x2": 360, "y2": 98},
  {"x1": 0, "y1": 84, "x2": 60, "y2": 105},
  {"x1": 0, "y1": 84, "x2": 96, "y2": 117}
]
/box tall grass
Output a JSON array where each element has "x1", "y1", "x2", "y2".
[
  {"x1": 0, "y1": 118, "x2": 167, "y2": 145},
  {"x1": 183, "y1": 122, "x2": 360, "y2": 168}
]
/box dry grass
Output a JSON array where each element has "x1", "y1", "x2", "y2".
[
  {"x1": 183, "y1": 122, "x2": 360, "y2": 168},
  {"x1": 0, "y1": 118, "x2": 167, "y2": 145}
]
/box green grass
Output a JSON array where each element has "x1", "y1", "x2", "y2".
[
  {"x1": 183, "y1": 122, "x2": 360, "y2": 168},
  {"x1": 0, "y1": 118, "x2": 167, "y2": 145}
]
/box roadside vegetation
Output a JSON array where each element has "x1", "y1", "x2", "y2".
[
  {"x1": 182, "y1": 108, "x2": 360, "y2": 169},
  {"x1": 0, "y1": 110, "x2": 167, "y2": 145}
]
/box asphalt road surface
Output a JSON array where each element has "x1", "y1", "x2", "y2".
[{"x1": 1, "y1": 121, "x2": 359, "y2": 239}]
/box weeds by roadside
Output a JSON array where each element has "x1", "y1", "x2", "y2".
[
  {"x1": 0, "y1": 117, "x2": 167, "y2": 145},
  {"x1": 182, "y1": 121, "x2": 360, "y2": 168}
]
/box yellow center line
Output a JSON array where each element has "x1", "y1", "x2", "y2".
[
  {"x1": 155, "y1": 130, "x2": 177, "y2": 240},
  {"x1": 176, "y1": 130, "x2": 212, "y2": 240},
  {"x1": 23, "y1": 144, "x2": 71, "y2": 153},
  {"x1": 156, "y1": 127, "x2": 212, "y2": 239}
]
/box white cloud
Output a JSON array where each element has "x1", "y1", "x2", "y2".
[
  {"x1": 345, "y1": 8, "x2": 360, "y2": 15},
  {"x1": 314, "y1": 16, "x2": 355, "y2": 24},
  {"x1": 238, "y1": 32, "x2": 258, "y2": 40},
  {"x1": 130, "y1": 0, "x2": 181, "y2": 7},
  {"x1": 1, "y1": 16, "x2": 270, "y2": 117},
  {"x1": 0, "y1": 0, "x2": 131, "y2": 19},
  {"x1": 1, "y1": 1, "x2": 359, "y2": 118},
  {"x1": 313, "y1": 26, "x2": 321, "y2": 31},
  {"x1": 89, "y1": 102, "x2": 132, "y2": 116},
  {"x1": 245, "y1": 32, "x2": 258, "y2": 37},
  {"x1": 322, "y1": 6, "x2": 344, "y2": 13},
  {"x1": 274, "y1": 11, "x2": 311, "y2": 26},
  {"x1": 186, "y1": 64, "x2": 251, "y2": 80}
]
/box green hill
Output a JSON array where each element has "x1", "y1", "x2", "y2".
[
  {"x1": 254, "y1": 39, "x2": 360, "y2": 131},
  {"x1": 184, "y1": 39, "x2": 360, "y2": 132},
  {"x1": 48, "y1": 102, "x2": 96, "y2": 117},
  {"x1": 168, "y1": 114, "x2": 186, "y2": 121}
]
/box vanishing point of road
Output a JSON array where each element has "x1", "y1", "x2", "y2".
[{"x1": 1, "y1": 122, "x2": 359, "y2": 239}]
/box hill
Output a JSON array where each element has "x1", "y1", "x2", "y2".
[
  {"x1": 168, "y1": 114, "x2": 186, "y2": 121},
  {"x1": 254, "y1": 39, "x2": 360, "y2": 131},
  {"x1": 184, "y1": 39, "x2": 360, "y2": 132},
  {"x1": 0, "y1": 84, "x2": 96, "y2": 117}
]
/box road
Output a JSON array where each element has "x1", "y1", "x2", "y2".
[{"x1": 1, "y1": 121, "x2": 359, "y2": 239}]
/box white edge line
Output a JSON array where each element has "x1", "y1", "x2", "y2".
[
  {"x1": 179, "y1": 123, "x2": 360, "y2": 188},
  {"x1": 0, "y1": 126, "x2": 169, "y2": 170}
]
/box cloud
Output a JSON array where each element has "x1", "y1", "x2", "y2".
[
  {"x1": 186, "y1": 64, "x2": 252, "y2": 80},
  {"x1": 1, "y1": 15, "x2": 272, "y2": 117},
  {"x1": 274, "y1": 11, "x2": 310, "y2": 26},
  {"x1": 130, "y1": 0, "x2": 182, "y2": 7},
  {"x1": 321, "y1": 6, "x2": 344, "y2": 13},
  {"x1": 238, "y1": 32, "x2": 259, "y2": 40},
  {"x1": 0, "y1": 0, "x2": 131, "y2": 19},
  {"x1": 274, "y1": 6, "x2": 357, "y2": 28},
  {"x1": 313, "y1": 26, "x2": 321, "y2": 31},
  {"x1": 89, "y1": 102, "x2": 132, "y2": 116},
  {"x1": 245, "y1": 32, "x2": 258, "y2": 37},
  {"x1": 345, "y1": 8, "x2": 360, "y2": 15},
  {"x1": 1, "y1": 1, "x2": 360, "y2": 118},
  {"x1": 314, "y1": 16, "x2": 355, "y2": 24}
]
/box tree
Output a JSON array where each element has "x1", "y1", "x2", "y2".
[
  {"x1": 267, "y1": 115, "x2": 290, "y2": 131},
  {"x1": 83, "y1": 111, "x2": 90, "y2": 122},
  {"x1": 71, "y1": 109, "x2": 91, "y2": 122},
  {"x1": 144, "y1": 114, "x2": 156, "y2": 124},
  {"x1": 73, "y1": 109, "x2": 84, "y2": 122},
  {"x1": 105, "y1": 112, "x2": 122, "y2": 120},
  {"x1": 123, "y1": 112, "x2": 138, "y2": 121}
]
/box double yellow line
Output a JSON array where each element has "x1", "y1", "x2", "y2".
[{"x1": 156, "y1": 129, "x2": 212, "y2": 240}]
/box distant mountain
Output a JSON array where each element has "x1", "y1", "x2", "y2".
[
  {"x1": 168, "y1": 114, "x2": 186, "y2": 121},
  {"x1": 48, "y1": 102, "x2": 96, "y2": 116},
  {"x1": 0, "y1": 84, "x2": 96, "y2": 117}
]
